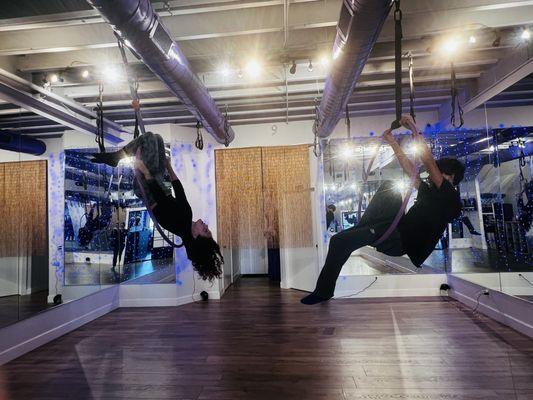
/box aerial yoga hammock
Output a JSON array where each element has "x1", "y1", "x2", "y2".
[
  {"x1": 90, "y1": 37, "x2": 224, "y2": 282},
  {"x1": 301, "y1": 0, "x2": 465, "y2": 305}
]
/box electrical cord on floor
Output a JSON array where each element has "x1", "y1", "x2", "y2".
[
  {"x1": 335, "y1": 276, "x2": 378, "y2": 299},
  {"x1": 519, "y1": 274, "x2": 533, "y2": 286},
  {"x1": 472, "y1": 289, "x2": 488, "y2": 313}
]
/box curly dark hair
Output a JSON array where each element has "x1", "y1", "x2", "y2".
[
  {"x1": 436, "y1": 157, "x2": 465, "y2": 186},
  {"x1": 185, "y1": 237, "x2": 224, "y2": 282}
]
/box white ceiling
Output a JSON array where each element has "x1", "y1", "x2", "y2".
[{"x1": 0, "y1": 0, "x2": 532, "y2": 136}]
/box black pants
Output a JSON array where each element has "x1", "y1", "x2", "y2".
[
  {"x1": 112, "y1": 243, "x2": 125, "y2": 267},
  {"x1": 314, "y1": 181, "x2": 405, "y2": 298},
  {"x1": 461, "y1": 215, "x2": 476, "y2": 233}
]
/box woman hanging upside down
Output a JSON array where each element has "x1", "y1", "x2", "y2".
[
  {"x1": 301, "y1": 115, "x2": 465, "y2": 305},
  {"x1": 91, "y1": 132, "x2": 223, "y2": 282}
]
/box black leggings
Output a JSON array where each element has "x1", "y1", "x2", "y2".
[{"x1": 314, "y1": 181, "x2": 406, "y2": 298}]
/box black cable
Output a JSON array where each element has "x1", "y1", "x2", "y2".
[
  {"x1": 519, "y1": 274, "x2": 533, "y2": 286},
  {"x1": 472, "y1": 290, "x2": 485, "y2": 313},
  {"x1": 335, "y1": 276, "x2": 378, "y2": 299}
]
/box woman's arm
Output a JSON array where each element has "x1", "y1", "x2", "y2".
[
  {"x1": 399, "y1": 115, "x2": 444, "y2": 188},
  {"x1": 382, "y1": 129, "x2": 421, "y2": 189}
]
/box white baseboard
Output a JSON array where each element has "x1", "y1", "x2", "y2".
[
  {"x1": 119, "y1": 284, "x2": 221, "y2": 307},
  {"x1": 334, "y1": 274, "x2": 448, "y2": 298},
  {"x1": 447, "y1": 275, "x2": 533, "y2": 339},
  {"x1": 0, "y1": 286, "x2": 119, "y2": 365}
]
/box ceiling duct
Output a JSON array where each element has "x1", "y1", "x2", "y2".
[
  {"x1": 0, "y1": 130, "x2": 46, "y2": 155},
  {"x1": 316, "y1": 0, "x2": 393, "y2": 138},
  {"x1": 87, "y1": 0, "x2": 235, "y2": 145}
]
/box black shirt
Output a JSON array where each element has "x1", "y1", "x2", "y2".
[
  {"x1": 398, "y1": 179, "x2": 462, "y2": 267},
  {"x1": 148, "y1": 179, "x2": 194, "y2": 245}
]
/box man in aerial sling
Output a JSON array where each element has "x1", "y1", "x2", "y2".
[{"x1": 301, "y1": 115, "x2": 464, "y2": 305}]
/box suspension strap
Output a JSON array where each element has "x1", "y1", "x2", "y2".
[
  {"x1": 450, "y1": 62, "x2": 464, "y2": 128},
  {"x1": 95, "y1": 82, "x2": 106, "y2": 153},
  {"x1": 116, "y1": 33, "x2": 146, "y2": 137},
  {"x1": 391, "y1": 0, "x2": 403, "y2": 130},
  {"x1": 195, "y1": 121, "x2": 204, "y2": 150},
  {"x1": 312, "y1": 98, "x2": 321, "y2": 157},
  {"x1": 517, "y1": 138, "x2": 527, "y2": 188},
  {"x1": 345, "y1": 104, "x2": 351, "y2": 138},
  {"x1": 407, "y1": 52, "x2": 416, "y2": 122},
  {"x1": 223, "y1": 105, "x2": 230, "y2": 147}
]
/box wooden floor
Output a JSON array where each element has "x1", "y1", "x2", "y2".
[{"x1": 1, "y1": 277, "x2": 533, "y2": 400}]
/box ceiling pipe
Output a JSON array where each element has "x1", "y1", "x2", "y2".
[
  {"x1": 316, "y1": 0, "x2": 393, "y2": 138},
  {"x1": 0, "y1": 130, "x2": 46, "y2": 156},
  {"x1": 87, "y1": 0, "x2": 235, "y2": 145}
]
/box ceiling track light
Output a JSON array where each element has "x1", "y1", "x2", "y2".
[{"x1": 289, "y1": 60, "x2": 297, "y2": 75}]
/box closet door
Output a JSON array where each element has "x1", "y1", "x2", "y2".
[
  {"x1": 262, "y1": 145, "x2": 316, "y2": 291},
  {"x1": 215, "y1": 148, "x2": 267, "y2": 278}
]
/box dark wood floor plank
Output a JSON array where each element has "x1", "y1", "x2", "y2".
[{"x1": 1, "y1": 277, "x2": 532, "y2": 400}]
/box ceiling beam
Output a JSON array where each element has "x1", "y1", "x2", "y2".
[
  {"x1": 0, "y1": 68, "x2": 129, "y2": 143},
  {"x1": 462, "y1": 42, "x2": 533, "y2": 113}
]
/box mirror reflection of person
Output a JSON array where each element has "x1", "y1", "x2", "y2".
[
  {"x1": 302, "y1": 115, "x2": 464, "y2": 305},
  {"x1": 110, "y1": 222, "x2": 128, "y2": 267},
  {"x1": 460, "y1": 214, "x2": 481, "y2": 236},
  {"x1": 326, "y1": 204, "x2": 336, "y2": 229}
]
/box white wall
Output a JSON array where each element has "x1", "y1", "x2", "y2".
[
  {"x1": 463, "y1": 104, "x2": 533, "y2": 128},
  {"x1": 169, "y1": 125, "x2": 223, "y2": 297}
]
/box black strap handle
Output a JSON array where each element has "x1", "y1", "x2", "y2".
[
  {"x1": 195, "y1": 121, "x2": 204, "y2": 150},
  {"x1": 391, "y1": 0, "x2": 403, "y2": 130},
  {"x1": 450, "y1": 62, "x2": 464, "y2": 128}
]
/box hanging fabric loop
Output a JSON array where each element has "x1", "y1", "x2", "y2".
[
  {"x1": 95, "y1": 82, "x2": 106, "y2": 153},
  {"x1": 450, "y1": 62, "x2": 464, "y2": 128},
  {"x1": 195, "y1": 121, "x2": 204, "y2": 150},
  {"x1": 390, "y1": 0, "x2": 403, "y2": 130}
]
